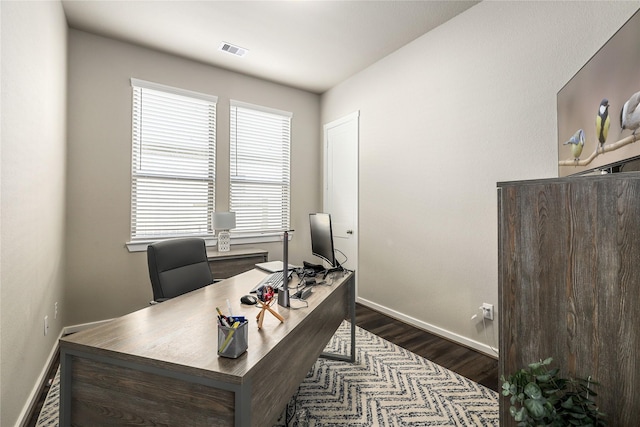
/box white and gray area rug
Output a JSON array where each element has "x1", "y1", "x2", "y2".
[{"x1": 37, "y1": 322, "x2": 499, "y2": 426}]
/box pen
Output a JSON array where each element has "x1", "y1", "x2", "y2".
[{"x1": 226, "y1": 299, "x2": 233, "y2": 317}]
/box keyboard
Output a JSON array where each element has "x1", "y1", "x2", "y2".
[{"x1": 250, "y1": 270, "x2": 293, "y2": 293}]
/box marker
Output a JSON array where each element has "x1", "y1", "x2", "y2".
[{"x1": 216, "y1": 307, "x2": 230, "y2": 327}]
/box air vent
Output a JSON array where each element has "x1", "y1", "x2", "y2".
[{"x1": 219, "y1": 42, "x2": 248, "y2": 58}]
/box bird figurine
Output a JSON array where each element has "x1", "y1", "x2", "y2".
[
  {"x1": 563, "y1": 129, "x2": 585, "y2": 160},
  {"x1": 621, "y1": 90, "x2": 640, "y2": 136},
  {"x1": 596, "y1": 98, "x2": 610, "y2": 153}
]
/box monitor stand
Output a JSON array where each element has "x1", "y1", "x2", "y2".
[
  {"x1": 303, "y1": 260, "x2": 344, "y2": 278},
  {"x1": 322, "y1": 263, "x2": 344, "y2": 278},
  {"x1": 303, "y1": 260, "x2": 325, "y2": 271}
]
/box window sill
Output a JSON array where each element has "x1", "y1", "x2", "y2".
[{"x1": 125, "y1": 232, "x2": 293, "y2": 252}]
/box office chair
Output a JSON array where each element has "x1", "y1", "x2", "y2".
[{"x1": 147, "y1": 237, "x2": 214, "y2": 303}]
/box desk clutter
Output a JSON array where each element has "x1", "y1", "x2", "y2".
[
  {"x1": 216, "y1": 305, "x2": 248, "y2": 358},
  {"x1": 219, "y1": 266, "x2": 340, "y2": 357},
  {"x1": 218, "y1": 270, "x2": 318, "y2": 361}
]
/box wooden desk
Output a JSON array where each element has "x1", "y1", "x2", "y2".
[
  {"x1": 207, "y1": 247, "x2": 268, "y2": 279},
  {"x1": 59, "y1": 269, "x2": 355, "y2": 427}
]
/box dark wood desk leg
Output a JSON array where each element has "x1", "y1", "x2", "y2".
[
  {"x1": 235, "y1": 378, "x2": 251, "y2": 427},
  {"x1": 59, "y1": 349, "x2": 72, "y2": 427},
  {"x1": 321, "y1": 272, "x2": 356, "y2": 363}
]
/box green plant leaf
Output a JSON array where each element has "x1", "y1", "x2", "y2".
[
  {"x1": 561, "y1": 396, "x2": 574, "y2": 409},
  {"x1": 524, "y1": 382, "x2": 542, "y2": 399},
  {"x1": 524, "y1": 398, "x2": 546, "y2": 419},
  {"x1": 529, "y1": 361, "x2": 542, "y2": 369},
  {"x1": 569, "y1": 412, "x2": 587, "y2": 419},
  {"x1": 544, "y1": 388, "x2": 561, "y2": 396},
  {"x1": 513, "y1": 406, "x2": 527, "y2": 422},
  {"x1": 536, "y1": 373, "x2": 551, "y2": 382}
]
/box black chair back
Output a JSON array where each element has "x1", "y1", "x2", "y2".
[{"x1": 147, "y1": 238, "x2": 213, "y2": 302}]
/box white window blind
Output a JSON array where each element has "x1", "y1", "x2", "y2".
[
  {"x1": 130, "y1": 78, "x2": 217, "y2": 241},
  {"x1": 230, "y1": 100, "x2": 291, "y2": 235}
]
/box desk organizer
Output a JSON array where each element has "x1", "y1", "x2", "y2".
[{"x1": 217, "y1": 321, "x2": 248, "y2": 358}]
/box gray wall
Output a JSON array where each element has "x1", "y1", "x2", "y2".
[
  {"x1": 321, "y1": 1, "x2": 639, "y2": 354},
  {"x1": 65, "y1": 30, "x2": 321, "y2": 326},
  {"x1": 1, "y1": 1, "x2": 68, "y2": 426}
]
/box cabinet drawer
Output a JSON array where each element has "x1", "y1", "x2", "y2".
[{"x1": 207, "y1": 248, "x2": 268, "y2": 279}]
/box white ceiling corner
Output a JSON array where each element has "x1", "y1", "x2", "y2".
[{"x1": 61, "y1": 0, "x2": 479, "y2": 94}]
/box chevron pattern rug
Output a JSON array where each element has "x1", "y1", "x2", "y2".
[
  {"x1": 276, "y1": 322, "x2": 499, "y2": 426},
  {"x1": 37, "y1": 322, "x2": 498, "y2": 426}
]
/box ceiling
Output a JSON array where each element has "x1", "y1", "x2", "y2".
[{"x1": 61, "y1": 0, "x2": 478, "y2": 94}]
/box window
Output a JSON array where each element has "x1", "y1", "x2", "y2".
[
  {"x1": 129, "y1": 79, "x2": 217, "y2": 243},
  {"x1": 230, "y1": 100, "x2": 292, "y2": 237}
]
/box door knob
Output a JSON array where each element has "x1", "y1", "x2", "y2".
[{"x1": 346, "y1": 230, "x2": 353, "y2": 235}]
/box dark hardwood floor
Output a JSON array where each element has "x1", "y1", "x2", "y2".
[{"x1": 354, "y1": 303, "x2": 499, "y2": 392}]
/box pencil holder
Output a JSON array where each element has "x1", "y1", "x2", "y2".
[{"x1": 217, "y1": 321, "x2": 248, "y2": 358}]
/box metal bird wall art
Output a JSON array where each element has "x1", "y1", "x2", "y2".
[
  {"x1": 563, "y1": 128, "x2": 585, "y2": 160},
  {"x1": 621, "y1": 90, "x2": 640, "y2": 135},
  {"x1": 596, "y1": 98, "x2": 610, "y2": 153},
  {"x1": 557, "y1": 12, "x2": 640, "y2": 176},
  {"x1": 558, "y1": 92, "x2": 640, "y2": 168}
]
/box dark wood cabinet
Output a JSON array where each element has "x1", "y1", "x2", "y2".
[
  {"x1": 207, "y1": 247, "x2": 268, "y2": 279},
  {"x1": 498, "y1": 174, "x2": 640, "y2": 426}
]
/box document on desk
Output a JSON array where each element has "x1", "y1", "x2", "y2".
[{"x1": 255, "y1": 260, "x2": 296, "y2": 273}]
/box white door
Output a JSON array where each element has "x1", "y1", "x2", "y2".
[{"x1": 323, "y1": 112, "x2": 359, "y2": 279}]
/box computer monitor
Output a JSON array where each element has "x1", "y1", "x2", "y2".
[{"x1": 309, "y1": 213, "x2": 338, "y2": 269}]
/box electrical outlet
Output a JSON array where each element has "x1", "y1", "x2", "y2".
[
  {"x1": 55, "y1": 302, "x2": 58, "y2": 319},
  {"x1": 481, "y1": 303, "x2": 494, "y2": 320},
  {"x1": 44, "y1": 315, "x2": 49, "y2": 336}
]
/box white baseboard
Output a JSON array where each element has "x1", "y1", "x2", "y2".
[{"x1": 356, "y1": 297, "x2": 499, "y2": 359}]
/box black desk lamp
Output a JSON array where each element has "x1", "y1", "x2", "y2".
[{"x1": 278, "y1": 230, "x2": 291, "y2": 308}]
